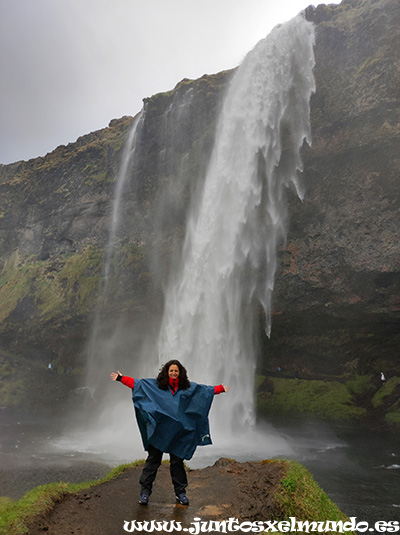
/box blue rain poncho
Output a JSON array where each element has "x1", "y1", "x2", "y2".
[{"x1": 132, "y1": 378, "x2": 215, "y2": 460}]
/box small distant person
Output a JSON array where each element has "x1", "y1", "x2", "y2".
[
  {"x1": 110, "y1": 360, "x2": 229, "y2": 506},
  {"x1": 381, "y1": 372, "x2": 386, "y2": 384}
]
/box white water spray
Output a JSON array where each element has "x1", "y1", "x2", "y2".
[
  {"x1": 103, "y1": 112, "x2": 144, "y2": 289},
  {"x1": 85, "y1": 111, "x2": 145, "y2": 394},
  {"x1": 60, "y1": 15, "x2": 315, "y2": 462},
  {"x1": 158, "y1": 15, "x2": 315, "y2": 434}
]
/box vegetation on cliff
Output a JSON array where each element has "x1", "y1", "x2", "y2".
[{"x1": 256, "y1": 373, "x2": 400, "y2": 427}]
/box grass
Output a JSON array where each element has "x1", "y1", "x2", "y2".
[
  {"x1": 257, "y1": 376, "x2": 367, "y2": 421},
  {"x1": 0, "y1": 461, "x2": 144, "y2": 535},
  {"x1": 0, "y1": 458, "x2": 354, "y2": 535},
  {"x1": 275, "y1": 460, "x2": 355, "y2": 534}
]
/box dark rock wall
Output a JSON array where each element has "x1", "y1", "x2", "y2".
[{"x1": 266, "y1": 0, "x2": 399, "y2": 375}]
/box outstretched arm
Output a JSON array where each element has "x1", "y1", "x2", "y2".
[
  {"x1": 110, "y1": 371, "x2": 134, "y2": 389},
  {"x1": 214, "y1": 384, "x2": 229, "y2": 394}
]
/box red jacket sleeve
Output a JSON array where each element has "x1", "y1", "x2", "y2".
[
  {"x1": 120, "y1": 376, "x2": 134, "y2": 389},
  {"x1": 214, "y1": 384, "x2": 225, "y2": 395}
]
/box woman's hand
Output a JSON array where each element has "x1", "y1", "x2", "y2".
[
  {"x1": 223, "y1": 384, "x2": 229, "y2": 393},
  {"x1": 110, "y1": 370, "x2": 122, "y2": 381}
]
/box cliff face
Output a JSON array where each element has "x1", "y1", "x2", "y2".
[
  {"x1": 268, "y1": 0, "x2": 400, "y2": 375},
  {"x1": 0, "y1": 0, "x2": 399, "y2": 406},
  {"x1": 0, "y1": 116, "x2": 133, "y2": 372}
]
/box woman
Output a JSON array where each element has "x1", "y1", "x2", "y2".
[{"x1": 110, "y1": 359, "x2": 228, "y2": 506}]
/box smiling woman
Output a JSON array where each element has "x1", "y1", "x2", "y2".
[{"x1": 110, "y1": 360, "x2": 229, "y2": 505}]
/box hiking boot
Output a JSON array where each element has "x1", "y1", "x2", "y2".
[
  {"x1": 139, "y1": 493, "x2": 149, "y2": 505},
  {"x1": 176, "y1": 493, "x2": 189, "y2": 505}
]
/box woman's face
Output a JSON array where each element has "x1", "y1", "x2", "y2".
[{"x1": 168, "y1": 364, "x2": 180, "y2": 379}]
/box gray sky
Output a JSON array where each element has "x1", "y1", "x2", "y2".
[{"x1": 0, "y1": 0, "x2": 339, "y2": 165}]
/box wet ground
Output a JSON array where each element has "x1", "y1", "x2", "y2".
[{"x1": 26, "y1": 458, "x2": 284, "y2": 535}]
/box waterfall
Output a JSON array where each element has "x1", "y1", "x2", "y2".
[
  {"x1": 157, "y1": 15, "x2": 315, "y2": 433},
  {"x1": 84, "y1": 84, "x2": 200, "y2": 400},
  {"x1": 64, "y1": 14, "x2": 315, "y2": 461},
  {"x1": 85, "y1": 111, "x2": 145, "y2": 395},
  {"x1": 103, "y1": 112, "x2": 144, "y2": 286}
]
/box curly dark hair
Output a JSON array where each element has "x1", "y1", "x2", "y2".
[{"x1": 157, "y1": 359, "x2": 190, "y2": 391}]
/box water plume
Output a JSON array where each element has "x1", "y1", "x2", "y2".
[
  {"x1": 64, "y1": 14, "x2": 315, "y2": 460},
  {"x1": 157, "y1": 14, "x2": 315, "y2": 434}
]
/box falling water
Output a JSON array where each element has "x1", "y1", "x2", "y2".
[
  {"x1": 62, "y1": 14, "x2": 315, "y2": 460},
  {"x1": 103, "y1": 112, "x2": 144, "y2": 286},
  {"x1": 85, "y1": 111, "x2": 144, "y2": 393},
  {"x1": 84, "y1": 85, "x2": 201, "y2": 401},
  {"x1": 157, "y1": 15, "x2": 315, "y2": 433}
]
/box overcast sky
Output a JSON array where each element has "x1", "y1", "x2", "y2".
[{"x1": 0, "y1": 0, "x2": 340, "y2": 165}]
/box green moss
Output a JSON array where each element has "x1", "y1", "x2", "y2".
[
  {"x1": 0, "y1": 268, "x2": 32, "y2": 323},
  {"x1": 275, "y1": 460, "x2": 354, "y2": 533},
  {"x1": 0, "y1": 247, "x2": 103, "y2": 326},
  {"x1": 382, "y1": 394, "x2": 400, "y2": 427},
  {"x1": 345, "y1": 374, "x2": 375, "y2": 396},
  {"x1": 34, "y1": 276, "x2": 68, "y2": 321},
  {"x1": 59, "y1": 246, "x2": 102, "y2": 314},
  {"x1": 385, "y1": 409, "x2": 400, "y2": 427},
  {"x1": 0, "y1": 461, "x2": 145, "y2": 535},
  {"x1": 355, "y1": 56, "x2": 381, "y2": 77},
  {"x1": 82, "y1": 161, "x2": 109, "y2": 186},
  {"x1": 257, "y1": 376, "x2": 367, "y2": 421},
  {"x1": 372, "y1": 376, "x2": 400, "y2": 408}
]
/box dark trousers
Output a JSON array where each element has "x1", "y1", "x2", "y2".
[{"x1": 139, "y1": 444, "x2": 188, "y2": 496}]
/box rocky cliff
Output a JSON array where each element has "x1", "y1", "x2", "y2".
[
  {"x1": 0, "y1": 0, "x2": 398, "y2": 410},
  {"x1": 266, "y1": 0, "x2": 400, "y2": 376}
]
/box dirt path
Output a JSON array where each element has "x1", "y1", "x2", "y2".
[{"x1": 27, "y1": 458, "x2": 284, "y2": 535}]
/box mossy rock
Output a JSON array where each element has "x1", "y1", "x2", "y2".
[
  {"x1": 0, "y1": 246, "x2": 103, "y2": 326},
  {"x1": 257, "y1": 376, "x2": 367, "y2": 421},
  {"x1": 345, "y1": 374, "x2": 376, "y2": 396},
  {"x1": 385, "y1": 409, "x2": 400, "y2": 427},
  {"x1": 383, "y1": 395, "x2": 400, "y2": 427},
  {"x1": 371, "y1": 376, "x2": 400, "y2": 409}
]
